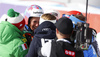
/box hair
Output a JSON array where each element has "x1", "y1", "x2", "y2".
[
  {"x1": 41, "y1": 13, "x2": 56, "y2": 20},
  {"x1": 28, "y1": 17, "x2": 33, "y2": 25},
  {"x1": 58, "y1": 30, "x2": 72, "y2": 38},
  {"x1": 74, "y1": 14, "x2": 85, "y2": 21},
  {"x1": 28, "y1": 17, "x2": 40, "y2": 25}
]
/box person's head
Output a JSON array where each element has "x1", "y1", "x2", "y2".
[
  {"x1": 0, "y1": 8, "x2": 25, "y2": 31},
  {"x1": 28, "y1": 17, "x2": 40, "y2": 31},
  {"x1": 34, "y1": 21, "x2": 56, "y2": 38},
  {"x1": 39, "y1": 13, "x2": 56, "y2": 24},
  {"x1": 74, "y1": 14, "x2": 85, "y2": 21},
  {"x1": 62, "y1": 10, "x2": 85, "y2": 28},
  {"x1": 68, "y1": 10, "x2": 85, "y2": 21},
  {"x1": 44, "y1": 9, "x2": 60, "y2": 20},
  {"x1": 55, "y1": 17, "x2": 73, "y2": 39},
  {"x1": 24, "y1": 5, "x2": 44, "y2": 31}
]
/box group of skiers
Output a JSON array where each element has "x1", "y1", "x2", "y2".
[{"x1": 0, "y1": 4, "x2": 100, "y2": 57}]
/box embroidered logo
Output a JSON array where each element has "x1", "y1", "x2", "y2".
[
  {"x1": 19, "y1": 43, "x2": 28, "y2": 52},
  {"x1": 65, "y1": 49, "x2": 75, "y2": 57},
  {"x1": 42, "y1": 28, "x2": 51, "y2": 31}
]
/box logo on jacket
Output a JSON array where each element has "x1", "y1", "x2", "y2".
[
  {"x1": 19, "y1": 43, "x2": 28, "y2": 52},
  {"x1": 65, "y1": 49, "x2": 75, "y2": 57},
  {"x1": 42, "y1": 28, "x2": 51, "y2": 31}
]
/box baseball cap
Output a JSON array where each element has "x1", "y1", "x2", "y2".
[{"x1": 55, "y1": 17, "x2": 73, "y2": 34}]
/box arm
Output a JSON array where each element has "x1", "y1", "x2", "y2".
[
  {"x1": 25, "y1": 38, "x2": 38, "y2": 57},
  {"x1": 12, "y1": 38, "x2": 28, "y2": 57},
  {"x1": 92, "y1": 30, "x2": 100, "y2": 57}
]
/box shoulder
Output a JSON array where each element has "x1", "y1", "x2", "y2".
[{"x1": 0, "y1": 21, "x2": 15, "y2": 31}]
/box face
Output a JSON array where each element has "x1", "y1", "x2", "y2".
[{"x1": 29, "y1": 17, "x2": 40, "y2": 32}]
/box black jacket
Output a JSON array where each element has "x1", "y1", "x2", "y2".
[
  {"x1": 50, "y1": 38, "x2": 84, "y2": 57},
  {"x1": 25, "y1": 21, "x2": 56, "y2": 57}
]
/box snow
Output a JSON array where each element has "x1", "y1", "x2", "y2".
[{"x1": 0, "y1": 0, "x2": 100, "y2": 14}]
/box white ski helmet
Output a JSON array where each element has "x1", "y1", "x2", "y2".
[{"x1": 24, "y1": 5, "x2": 44, "y2": 24}]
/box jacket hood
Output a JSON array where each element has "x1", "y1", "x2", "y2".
[
  {"x1": 34, "y1": 21, "x2": 56, "y2": 39},
  {"x1": 0, "y1": 21, "x2": 22, "y2": 43}
]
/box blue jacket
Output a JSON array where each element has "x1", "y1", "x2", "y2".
[
  {"x1": 69, "y1": 15, "x2": 99, "y2": 57},
  {"x1": 83, "y1": 45, "x2": 97, "y2": 57},
  {"x1": 25, "y1": 21, "x2": 56, "y2": 57}
]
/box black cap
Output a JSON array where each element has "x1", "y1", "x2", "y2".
[{"x1": 55, "y1": 17, "x2": 73, "y2": 34}]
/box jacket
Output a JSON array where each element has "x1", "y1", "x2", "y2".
[
  {"x1": 26, "y1": 21, "x2": 56, "y2": 57},
  {"x1": 50, "y1": 39, "x2": 84, "y2": 57},
  {"x1": 0, "y1": 21, "x2": 28, "y2": 57},
  {"x1": 38, "y1": 38, "x2": 84, "y2": 57},
  {"x1": 24, "y1": 25, "x2": 34, "y2": 36}
]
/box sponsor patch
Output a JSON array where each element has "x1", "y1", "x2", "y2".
[{"x1": 65, "y1": 49, "x2": 75, "y2": 57}]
